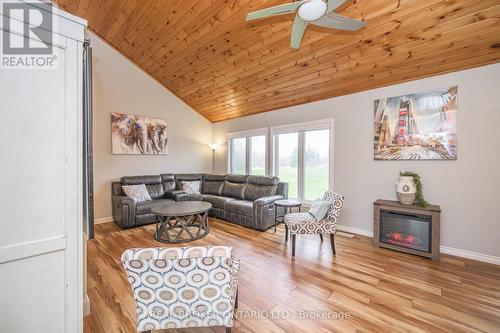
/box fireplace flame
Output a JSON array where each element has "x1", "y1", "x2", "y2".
[{"x1": 390, "y1": 232, "x2": 417, "y2": 244}]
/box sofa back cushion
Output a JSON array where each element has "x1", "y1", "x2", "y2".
[
  {"x1": 247, "y1": 175, "x2": 279, "y2": 186},
  {"x1": 181, "y1": 181, "x2": 201, "y2": 195},
  {"x1": 276, "y1": 182, "x2": 288, "y2": 198},
  {"x1": 122, "y1": 184, "x2": 152, "y2": 202},
  {"x1": 222, "y1": 182, "x2": 246, "y2": 200},
  {"x1": 242, "y1": 175, "x2": 279, "y2": 200},
  {"x1": 121, "y1": 175, "x2": 164, "y2": 199},
  {"x1": 160, "y1": 174, "x2": 176, "y2": 192},
  {"x1": 226, "y1": 174, "x2": 248, "y2": 183},
  {"x1": 244, "y1": 184, "x2": 278, "y2": 201},
  {"x1": 175, "y1": 174, "x2": 202, "y2": 191},
  {"x1": 202, "y1": 174, "x2": 226, "y2": 196}
]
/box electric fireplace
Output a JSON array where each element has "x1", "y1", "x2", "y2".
[
  {"x1": 373, "y1": 200, "x2": 441, "y2": 260},
  {"x1": 380, "y1": 211, "x2": 431, "y2": 253}
]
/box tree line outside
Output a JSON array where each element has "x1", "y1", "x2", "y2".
[{"x1": 232, "y1": 142, "x2": 329, "y2": 200}]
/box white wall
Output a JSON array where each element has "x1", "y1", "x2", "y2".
[
  {"x1": 213, "y1": 63, "x2": 500, "y2": 260},
  {"x1": 89, "y1": 31, "x2": 212, "y2": 220}
]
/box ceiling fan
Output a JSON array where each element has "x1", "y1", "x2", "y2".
[{"x1": 246, "y1": 0, "x2": 366, "y2": 49}]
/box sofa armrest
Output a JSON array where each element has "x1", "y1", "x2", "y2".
[
  {"x1": 165, "y1": 190, "x2": 191, "y2": 202},
  {"x1": 111, "y1": 195, "x2": 137, "y2": 229},
  {"x1": 251, "y1": 195, "x2": 283, "y2": 231},
  {"x1": 253, "y1": 195, "x2": 283, "y2": 207}
]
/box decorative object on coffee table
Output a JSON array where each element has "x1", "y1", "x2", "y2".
[
  {"x1": 398, "y1": 171, "x2": 428, "y2": 207},
  {"x1": 274, "y1": 199, "x2": 302, "y2": 236},
  {"x1": 374, "y1": 199, "x2": 440, "y2": 260},
  {"x1": 152, "y1": 201, "x2": 212, "y2": 243}
]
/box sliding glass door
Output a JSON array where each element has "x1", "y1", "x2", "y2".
[
  {"x1": 272, "y1": 120, "x2": 332, "y2": 201},
  {"x1": 304, "y1": 129, "x2": 329, "y2": 200},
  {"x1": 276, "y1": 133, "x2": 299, "y2": 198}
]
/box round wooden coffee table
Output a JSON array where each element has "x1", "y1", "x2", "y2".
[{"x1": 152, "y1": 201, "x2": 212, "y2": 243}]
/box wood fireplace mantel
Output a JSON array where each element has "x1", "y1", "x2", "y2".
[{"x1": 374, "y1": 200, "x2": 441, "y2": 260}]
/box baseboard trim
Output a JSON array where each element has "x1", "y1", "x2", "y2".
[
  {"x1": 337, "y1": 224, "x2": 373, "y2": 238},
  {"x1": 439, "y1": 246, "x2": 500, "y2": 266},
  {"x1": 94, "y1": 217, "x2": 114, "y2": 225},
  {"x1": 83, "y1": 294, "x2": 91, "y2": 317},
  {"x1": 336, "y1": 224, "x2": 500, "y2": 266}
]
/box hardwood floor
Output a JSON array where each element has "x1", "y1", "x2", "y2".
[{"x1": 85, "y1": 219, "x2": 500, "y2": 333}]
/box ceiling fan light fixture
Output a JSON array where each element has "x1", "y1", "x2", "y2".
[{"x1": 298, "y1": 0, "x2": 327, "y2": 21}]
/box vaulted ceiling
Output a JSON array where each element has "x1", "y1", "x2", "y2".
[{"x1": 55, "y1": 0, "x2": 500, "y2": 122}]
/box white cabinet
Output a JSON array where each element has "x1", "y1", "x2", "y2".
[{"x1": 0, "y1": 2, "x2": 86, "y2": 332}]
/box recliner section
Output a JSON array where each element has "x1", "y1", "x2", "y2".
[{"x1": 111, "y1": 173, "x2": 288, "y2": 231}]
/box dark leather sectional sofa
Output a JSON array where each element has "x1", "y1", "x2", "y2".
[{"x1": 112, "y1": 173, "x2": 288, "y2": 231}]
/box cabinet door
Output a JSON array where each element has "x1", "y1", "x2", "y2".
[{"x1": 0, "y1": 21, "x2": 83, "y2": 333}]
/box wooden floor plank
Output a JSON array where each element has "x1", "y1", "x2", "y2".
[{"x1": 84, "y1": 219, "x2": 500, "y2": 333}]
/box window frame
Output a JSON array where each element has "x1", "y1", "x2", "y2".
[
  {"x1": 227, "y1": 128, "x2": 269, "y2": 175},
  {"x1": 271, "y1": 119, "x2": 334, "y2": 202},
  {"x1": 226, "y1": 119, "x2": 334, "y2": 203}
]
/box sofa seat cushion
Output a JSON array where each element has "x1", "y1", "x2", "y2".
[
  {"x1": 225, "y1": 200, "x2": 254, "y2": 217},
  {"x1": 202, "y1": 195, "x2": 234, "y2": 209},
  {"x1": 136, "y1": 199, "x2": 175, "y2": 215}
]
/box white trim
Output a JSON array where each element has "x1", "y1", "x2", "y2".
[
  {"x1": 270, "y1": 119, "x2": 331, "y2": 135},
  {"x1": 94, "y1": 217, "x2": 114, "y2": 224},
  {"x1": 336, "y1": 225, "x2": 500, "y2": 266},
  {"x1": 271, "y1": 118, "x2": 334, "y2": 201},
  {"x1": 297, "y1": 131, "x2": 305, "y2": 199},
  {"x1": 227, "y1": 127, "x2": 267, "y2": 139},
  {"x1": 0, "y1": 236, "x2": 66, "y2": 264},
  {"x1": 440, "y1": 246, "x2": 500, "y2": 266},
  {"x1": 22, "y1": 0, "x2": 88, "y2": 26},
  {"x1": 329, "y1": 119, "x2": 335, "y2": 191},
  {"x1": 337, "y1": 224, "x2": 374, "y2": 238}
]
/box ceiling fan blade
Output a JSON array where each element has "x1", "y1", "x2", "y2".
[
  {"x1": 246, "y1": 1, "x2": 308, "y2": 21},
  {"x1": 290, "y1": 16, "x2": 308, "y2": 49},
  {"x1": 326, "y1": 0, "x2": 347, "y2": 13},
  {"x1": 311, "y1": 12, "x2": 366, "y2": 31}
]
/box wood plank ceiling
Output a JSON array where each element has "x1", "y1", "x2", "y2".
[{"x1": 54, "y1": 0, "x2": 500, "y2": 122}]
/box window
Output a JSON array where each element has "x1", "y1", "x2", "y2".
[
  {"x1": 250, "y1": 135, "x2": 266, "y2": 175},
  {"x1": 272, "y1": 120, "x2": 332, "y2": 201},
  {"x1": 228, "y1": 129, "x2": 268, "y2": 175},
  {"x1": 304, "y1": 129, "x2": 330, "y2": 200},
  {"x1": 276, "y1": 133, "x2": 298, "y2": 198},
  {"x1": 229, "y1": 137, "x2": 246, "y2": 174},
  {"x1": 227, "y1": 120, "x2": 333, "y2": 202}
]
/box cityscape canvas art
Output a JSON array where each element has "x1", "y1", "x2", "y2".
[
  {"x1": 111, "y1": 112, "x2": 168, "y2": 155},
  {"x1": 374, "y1": 86, "x2": 457, "y2": 160}
]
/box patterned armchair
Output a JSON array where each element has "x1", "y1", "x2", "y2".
[
  {"x1": 284, "y1": 191, "x2": 345, "y2": 257},
  {"x1": 121, "y1": 246, "x2": 240, "y2": 333}
]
